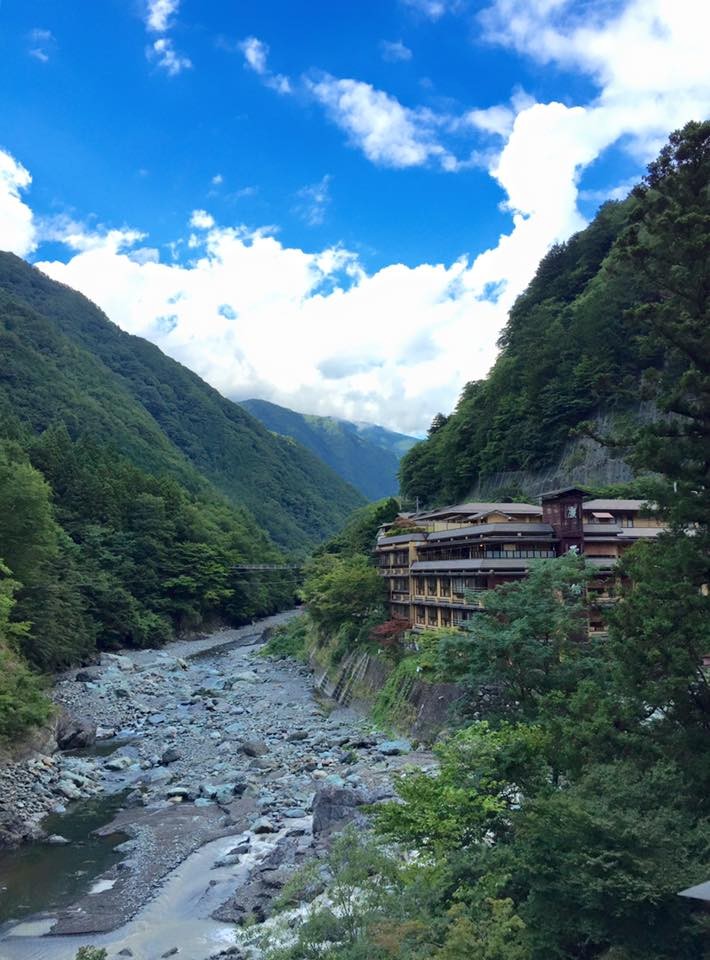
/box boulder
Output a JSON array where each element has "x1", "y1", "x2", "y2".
[
  {"x1": 232, "y1": 670, "x2": 259, "y2": 683},
  {"x1": 56, "y1": 714, "x2": 97, "y2": 750},
  {"x1": 56, "y1": 779, "x2": 81, "y2": 800},
  {"x1": 160, "y1": 747, "x2": 181, "y2": 765},
  {"x1": 252, "y1": 816, "x2": 277, "y2": 833},
  {"x1": 377, "y1": 739, "x2": 412, "y2": 756},
  {"x1": 75, "y1": 667, "x2": 102, "y2": 683},
  {"x1": 286, "y1": 730, "x2": 309, "y2": 742},
  {"x1": 105, "y1": 754, "x2": 134, "y2": 771},
  {"x1": 312, "y1": 785, "x2": 364, "y2": 836},
  {"x1": 100, "y1": 653, "x2": 134, "y2": 672},
  {"x1": 240, "y1": 739, "x2": 268, "y2": 758}
]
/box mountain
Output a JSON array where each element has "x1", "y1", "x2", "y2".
[
  {"x1": 399, "y1": 191, "x2": 671, "y2": 507},
  {"x1": 0, "y1": 253, "x2": 364, "y2": 552},
  {"x1": 240, "y1": 398, "x2": 417, "y2": 500}
]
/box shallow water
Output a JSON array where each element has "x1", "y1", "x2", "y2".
[
  {"x1": 0, "y1": 822, "x2": 308, "y2": 960},
  {"x1": 0, "y1": 793, "x2": 129, "y2": 927}
]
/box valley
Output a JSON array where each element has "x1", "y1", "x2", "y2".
[{"x1": 0, "y1": 613, "x2": 428, "y2": 960}]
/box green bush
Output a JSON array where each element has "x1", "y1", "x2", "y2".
[{"x1": 259, "y1": 615, "x2": 311, "y2": 661}]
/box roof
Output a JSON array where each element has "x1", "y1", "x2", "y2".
[
  {"x1": 583, "y1": 499, "x2": 649, "y2": 511},
  {"x1": 539, "y1": 486, "x2": 588, "y2": 501},
  {"x1": 414, "y1": 501, "x2": 541, "y2": 520},
  {"x1": 583, "y1": 523, "x2": 623, "y2": 536},
  {"x1": 376, "y1": 533, "x2": 426, "y2": 545},
  {"x1": 425, "y1": 523, "x2": 555, "y2": 542},
  {"x1": 412, "y1": 558, "x2": 536, "y2": 572}
]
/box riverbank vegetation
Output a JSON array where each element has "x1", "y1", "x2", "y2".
[
  {"x1": 0, "y1": 422, "x2": 297, "y2": 740},
  {"x1": 272, "y1": 123, "x2": 710, "y2": 960}
]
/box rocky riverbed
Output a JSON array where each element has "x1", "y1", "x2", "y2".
[{"x1": 0, "y1": 613, "x2": 433, "y2": 959}]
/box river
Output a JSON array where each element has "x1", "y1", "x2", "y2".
[{"x1": 0, "y1": 613, "x2": 427, "y2": 960}]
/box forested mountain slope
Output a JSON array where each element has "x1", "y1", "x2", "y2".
[
  {"x1": 400, "y1": 196, "x2": 668, "y2": 505},
  {"x1": 241, "y1": 398, "x2": 416, "y2": 499},
  {"x1": 0, "y1": 253, "x2": 364, "y2": 551}
]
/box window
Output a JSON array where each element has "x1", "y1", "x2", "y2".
[
  {"x1": 440, "y1": 579, "x2": 451, "y2": 597},
  {"x1": 427, "y1": 577, "x2": 438, "y2": 596}
]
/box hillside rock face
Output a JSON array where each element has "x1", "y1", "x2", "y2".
[
  {"x1": 468, "y1": 405, "x2": 658, "y2": 499},
  {"x1": 399, "y1": 199, "x2": 669, "y2": 507}
]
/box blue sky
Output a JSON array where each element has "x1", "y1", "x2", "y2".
[{"x1": 1, "y1": 0, "x2": 708, "y2": 433}]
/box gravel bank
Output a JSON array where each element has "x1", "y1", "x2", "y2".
[{"x1": 0, "y1": 612, "x2": 434, "y2": 958}]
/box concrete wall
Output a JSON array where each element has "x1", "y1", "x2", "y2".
[{"x1": 311, "y1": 645, "x2": 463, "y2": 742}]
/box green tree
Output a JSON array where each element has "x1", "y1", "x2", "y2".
[
  {"x1": 0, "y1": 561, "x2": 51, "y2": 738},
  {"x1": 303, "y1": 554, "x2": 386, "y2": 637},
  {"x1": 616, "y1": 120, "x2": 710, "y2": 528},
  {"x1": 439, "y1": 555, "x2": 596, "y2": 720},
  {"x1": 376, "y1": 722, "x2": 549, "y2": 857}
]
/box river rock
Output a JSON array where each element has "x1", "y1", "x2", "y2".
[
  {"x1": 232, "y1": 670, "x2": 259, "y2": 683},
  {"x1": 100, "y1": 653, "x2": 134, "y2": 672},
  {"x1": 160, "y1": 747, "x2": 181, "y2": 764},
  {"x1": 56, "y1": 714, "x2": 97, "y2": 749},
  {"x1": 56, "y1": 779, "x2": 81, "y2": 800},
  {"x1": 106, "y1": 755, "x2": 134, "y2": 771},
  {"x1": 240, "y1": 739, "x2": 268, "y2": 758},
  {"x1": 252, "y1": 816, "x2": 277, "y2": 833},
  {"x1": 377, "y1": 739, "x2": 412, "y2": 756},
  {"x1": 75, "y1": 667, "x2": 103, "y2": 683},
  {"x1": 312, "y1": 784, "x2": 365, "y2": 835},
  {"x1": 47, "y1": 833, "x2": 70, "y2": 845}
]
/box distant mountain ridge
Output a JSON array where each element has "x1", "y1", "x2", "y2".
[
  {"x1": 0, "y1": 253, "x2": 364, "y2": 553},
  {"x1": 240, "y1": 398, "x2": 417, "y2": 500}
]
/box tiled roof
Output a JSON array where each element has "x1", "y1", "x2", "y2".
[
  {"x1": 414, "y1": 501, "x2": 542, "y2": 520},
  {"x1": 412, "y1": 558, "x2": 536, "y2": 572},
  {"x1": 425, "y1": 523, "x2": 555, "y2": 542},
  {"x1": 583, "y1": 499, "x2": 649, "y2": 511}
]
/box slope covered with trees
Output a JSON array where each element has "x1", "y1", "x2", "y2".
[
  {"x1": 400, "y1": 178, "x2": 670, "y2": 505},
  {"x1": 265, "y1": 122, "x2": 710, "y2": 960},
  {"x1": 0, "y1": 253, "x2": 364, "y2": 552},
  {"x1": 240, "y1": 398, "x2": 416, "y2": 500}
]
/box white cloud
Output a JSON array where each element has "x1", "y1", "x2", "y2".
[
  {"x1": 479, "y1": 0, "x2": 710, "y2": 160},
  {"x1": 190, "y1": 209, "x2": 215, "y2": 230},
  {"x1": 211, "y1": 173, "x2": 224, "y2": 186},
  {"x1": 148, "y1": 37, "x2": 192, "y2": 76},
  {"x1": 28, "y1": 28, "x2": 56, "y2": 63},
  {"x1": 32, "y1": 209, "x2": 512, "y2": 434},
  {"x1": 0, "y1": 149, "x2": 36, "y2": 256},
  {"x1": 380, "y1": 40, "x2": 413, "y2": 62},
  {"x1": 401, "y1": 0, "x2": 462, "y2": 19},
  {"x1": 145, "y1": 0, "x2": 179, "y2": 33},
  {"x1": 305, "y1": 74, "x2": 455, "y2": 169},
  {"x1": 239, "y1": 36, "x2": 292, "y2": 94},
  {"x1": 10, "y1": 0, "x2": 710, "y2": 434},
  {"x1": 293, "y1": 175, "x2": 332, "y2": 226}
]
